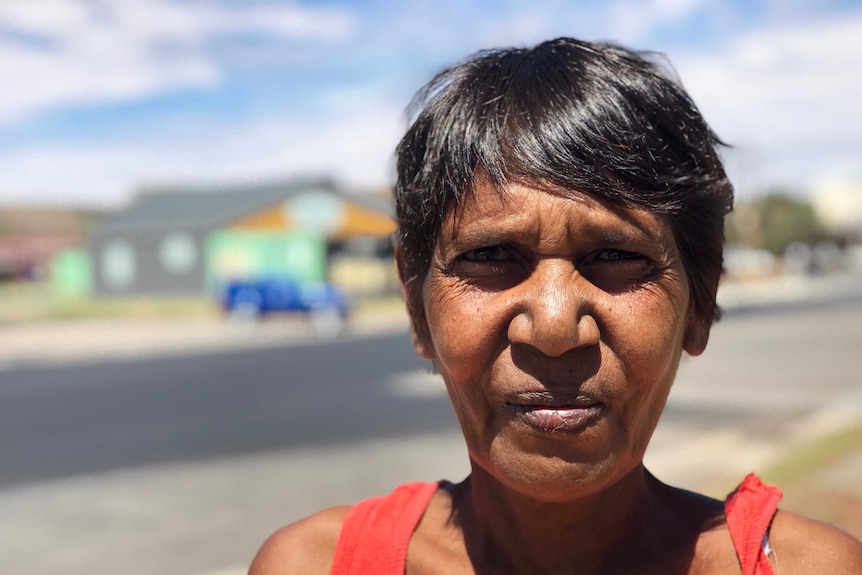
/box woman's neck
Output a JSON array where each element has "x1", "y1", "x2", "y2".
[{"x1": 451, "y1": 463, "x2": 693, "y2": 575}]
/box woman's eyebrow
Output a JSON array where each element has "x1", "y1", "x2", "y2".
[
  {"x1": 593, "y1": 228, "x2": 628, "y2": 245},
  {"x1": 447, "y1": 211, "x2": 668, "y2": 247},
  {"x1": 448, "y1": 228, "x2": 510, "y2": 247},
  {"x1": 595, "y1": 228, "x2": 658, "y2": 246},
  {"x1": 590, "y1": 217, "x2": 668, "y2": 246}
]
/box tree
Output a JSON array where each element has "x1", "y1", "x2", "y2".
[{"x1": 726, "y1": 191, "x2": 827, "y2": 255}]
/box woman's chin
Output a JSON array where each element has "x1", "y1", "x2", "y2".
[{"x1": 476, "y1": 425, "x2": 640, "y2": 502}]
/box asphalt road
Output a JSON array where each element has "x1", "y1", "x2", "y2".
[
  {"x1": 3, "y1": 295, "x2": 861, "y2": 490},
  {"x1": 0, "y1": 333, "x2": 457, "y2": 487}
]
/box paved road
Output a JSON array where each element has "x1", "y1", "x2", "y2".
[
  {"x1": 1, "y1": 297, "x2": 861, "y2": 575},
  {"x1": 0, "y1": 332, "x2": 457, "y2": 487}
]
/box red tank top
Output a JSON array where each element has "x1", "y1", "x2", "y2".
[
  {"x1": 330, "y1": 481, "x2": 442, "y2": 575},
  {"x1": 330, "y1": 474, "x2": 782, "y2": 574},
  {"x1": 724, "y1": 473, "x2": 783, "y2": 575}
]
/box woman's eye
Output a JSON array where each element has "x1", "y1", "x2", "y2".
[
  {"x1": 582, "y1": 249, "x2": 654, "y2": 293},
  {"x1": 593, "y1": 249, "x2": 645, "y2": 263},
  {"x1": 462, "y1": 246, "x2": 511, "y2": 262},
  {"x1": 450, "y1": 245, "x2": 525, "y2": 289}
]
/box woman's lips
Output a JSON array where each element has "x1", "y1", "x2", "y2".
[{"x1": 506, "y1": 392, "x2": 606, "y2": 433}]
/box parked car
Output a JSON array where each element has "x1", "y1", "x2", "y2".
[{"x1": 222, "y1": 279, "x2": 350, "y2": 336}]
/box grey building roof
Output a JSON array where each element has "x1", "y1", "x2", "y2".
[{"x1": 92, "y1": 178, "x2": 391, "y2": 234}]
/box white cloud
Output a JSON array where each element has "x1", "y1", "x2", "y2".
[
  {"x1": 477, "y1": 11, "x2": 558, "y2": 48},
  {"x1": 0, "y1": 104, "x2": 404, "y2": 207},
  {"x1": 606, "y1": 0, "x2": 707, "y2": 42},
  {"x1": 672, "y1": 12, "x2": 862, "y2": 194},
  {"x1": 200, "y1": 4, "x2": 354, "y2": 40},
  {"x1": 0, "y1": 1, "x2": 92, "y2": 37},
  {"x1": 0, "y1": 0, "x2": 356, "y2": 126}
]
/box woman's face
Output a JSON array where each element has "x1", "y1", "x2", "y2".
[{"x1": 406, "y1": 177, "x2": 709, "y2": 501}]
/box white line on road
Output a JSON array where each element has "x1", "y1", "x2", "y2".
[{"x1": 386, "y1": 368, "x2": 448, "y2": 399}]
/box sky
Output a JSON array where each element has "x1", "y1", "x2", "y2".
[{"x1": 0, "y1": 0, "x2": 860, "y2": 208}]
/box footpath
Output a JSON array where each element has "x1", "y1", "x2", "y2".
[{"x1": 0, "y1": 297, "x2": 410, "y2": 369}]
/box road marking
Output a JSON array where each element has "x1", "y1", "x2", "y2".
[{"x1": 387, "y1": 368, "x2": 448, "y2": 399}]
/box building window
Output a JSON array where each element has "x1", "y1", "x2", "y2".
[
  {"x1": 160, "y1": 232, "x2": 198, "y2": 275},
  {"x1": 101, "y1": 239, "x2": 136, "y2": 290},
  {"x1": 285, "y1": 191, "x2": 346, "y2": 235}
]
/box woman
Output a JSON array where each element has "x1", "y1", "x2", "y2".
[{"x1": 251, "y1": 38, "x2": 862, "y2": 574}]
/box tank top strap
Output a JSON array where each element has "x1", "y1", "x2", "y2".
[
  {"x1": 330, "y1": 481, "x2": 442, "y2": 575},
  {"x1": 724, "y1": 473, "x2": 783, "y2": 575}
]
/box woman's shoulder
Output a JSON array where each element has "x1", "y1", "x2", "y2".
[
  {"x1": 769, "y1": 509, "x2": 862, "y2": 573},
  {"x1": 248, "y1": 505, "x2": 352, "y2": 575},
  {"x1": 721, "y1": 473, "x2": 862, "y2": 571},
  {"x1": 248, "y1": 481, "x2": 445, "y2": 575}
]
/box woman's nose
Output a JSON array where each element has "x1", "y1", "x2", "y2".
[{"x1": 507, "y1": 261, "x2": 601, "y2": 357}]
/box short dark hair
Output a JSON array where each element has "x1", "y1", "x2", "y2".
[{"x1": 395, "y1": 37, "x2": 734, "y2": 327}]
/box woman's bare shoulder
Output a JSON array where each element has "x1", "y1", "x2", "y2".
[
  {"x1": 770, "y1": 509, "x2": 862, "y2": 573},
  {"x1": 248, "y1": 505, "x2": 352, "y2": 575}
]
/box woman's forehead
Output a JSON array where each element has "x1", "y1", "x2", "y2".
[{"x1": 441, "y1": 177, "x2": 675, "y2": 249}]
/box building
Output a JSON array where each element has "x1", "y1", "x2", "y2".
[
  {"x1": 811, "y1": 179, "x2": 862, "y2": 240},
  {"x1": 86, "y1": 178, "x2": 396, "y2": 298},
  {"x1": 0, "y1": 206, "x2": 96, "y2": 282}
]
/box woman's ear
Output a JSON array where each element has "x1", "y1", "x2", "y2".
[
  {"x1": 395, "y1": 246, "x2": 435, "y2": 360},
  {"x1": 683, "y1": 314, "x2": 710, "y2": 357}
]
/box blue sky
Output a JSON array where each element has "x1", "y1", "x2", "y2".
[{"x1": 1, "y1": 0, "x2": 860, "y2": 207}]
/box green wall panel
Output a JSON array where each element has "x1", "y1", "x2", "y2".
[
  {"x1": 205, "y1": 230, "x2": 326, "y2": 293},
  {"x1": 51, "y1": 248, "x2": 93, "y2": 300}
]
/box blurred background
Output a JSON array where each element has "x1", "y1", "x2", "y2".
[{"x1": 1, "y1": 1, "x2": 860, "y2": 574}]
